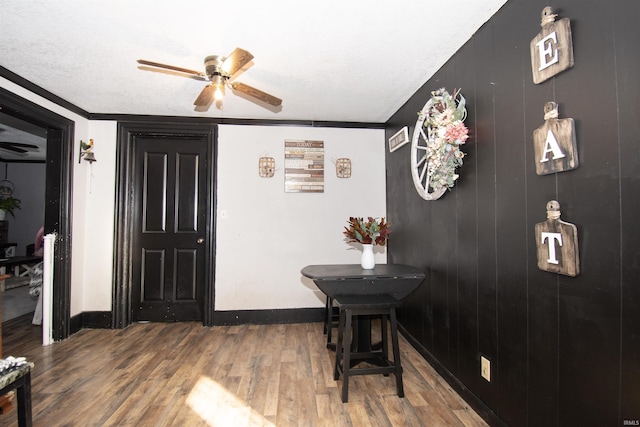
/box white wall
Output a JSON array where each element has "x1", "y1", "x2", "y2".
[
  {"x1": 79, "y1": 124, "x2": 387, "y2": 312},
  {"x1": 81, "y1": 121, "x2": 118, "y2": 311},
  {"x1": 1, "y1": 77, "x2": 389, "y2": 316},
  {"x1": 216, "y1": 125, "x2": 386, "y2": 310},
  {"x1": 78, "y1": 123, "x2": 387, "y2": 313}
]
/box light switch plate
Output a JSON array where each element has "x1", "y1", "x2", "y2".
[{"x1": 481, "y1": 356, "x2": 491, "y2": 382}]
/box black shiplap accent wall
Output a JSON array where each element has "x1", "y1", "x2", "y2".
[{"x1": 385, "y1": 0, "x2": 640, "y2": 425}]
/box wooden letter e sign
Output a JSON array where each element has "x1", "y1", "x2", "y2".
[
  {"x1": 535, "y1": 200, "x2": 580, "y2": 277},
  {"x1": 533, "y1": 102, "x2": 579, "y2": 175},
  {"x1": 530, "y1": 7, "x2": 574, "y2": 84}
]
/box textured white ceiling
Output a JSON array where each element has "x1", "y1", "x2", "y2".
[{"x1": 0, "y1": 0, "x2": 507, "y2": 123}]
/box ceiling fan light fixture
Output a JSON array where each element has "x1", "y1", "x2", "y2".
[
  {"x1": 214, "y1": 86, "x2": 224, "y2": 101},
  {"x1": 211, "y1": 75, "x2": 226, "y2": 101}
]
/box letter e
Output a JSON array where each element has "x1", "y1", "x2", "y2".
[{"x1": 537, "y1": 32, "x2": 559, "y2": 71}]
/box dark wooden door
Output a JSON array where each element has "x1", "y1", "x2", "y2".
[{"x1": 131, "y1": 135, "x2": 209, "y2": 322}]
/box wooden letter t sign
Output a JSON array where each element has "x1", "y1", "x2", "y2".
[{"x1": 535, "y1": 200, "x2": 580, "y2": 277}]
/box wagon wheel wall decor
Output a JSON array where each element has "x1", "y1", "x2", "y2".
[
  {"x1": 410, "y1": 88, "x2": 469, "y2": 201},
  {"x1": 410, "y1": 102, "x2": 447, "y2": 200}
]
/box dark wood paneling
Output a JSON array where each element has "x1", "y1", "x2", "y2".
[
  {"x1": 521, "y1": 2, "x2": 562, "y2": 425},
  {"x1": 491, "y1": 4, "x2": 529, "y2": 425},
  {"x1": 616, "y1": 1, "x2": 640, "y2": 423},
  {"x1": 385, "y1": 0, "x2": 640, "y2": 425},
  {"x1": 387, "y1": 79, "x2": 436, "y2": 347},
  {"x1": 554, "y1": 3, "x2": 621, "y2": 426},
  {"x1": 428, "y1": 61, "x2": 458, "y2": 373},
  {"x1": 452, "y1": 38, "x2": 480, "y2": 397},
  {"x1": 472, "y1": 20, "x2": 499, "y2": 412}
]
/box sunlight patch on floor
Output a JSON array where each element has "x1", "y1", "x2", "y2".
[{"x1": 187, "y1": 375, "x2": 275, "y2": 427}]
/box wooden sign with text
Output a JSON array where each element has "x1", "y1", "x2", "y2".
[
  {"x1": 284, "y1": 140, "x2": 324, "y2": 193},
  {"x1": 535, "y1": 200, "x2": 580, "y2": 277},
  {"x1": 533, "y1": 102, "x2": 578, "y2": 175},
  {"x1": 530, "y1": 7, "x2": 574, "y2": 84}
]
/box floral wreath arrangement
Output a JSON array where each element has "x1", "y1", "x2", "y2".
[
  {"x1": 418, "y1": 88, "x2": 469, "y2": 192},
  {"x1": 343, "y1": 217, "x2": 391, "y2": 246}
]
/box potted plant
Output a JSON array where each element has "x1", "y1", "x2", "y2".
[
  {"x1": 343, "y1": 217, "x2": 391, "y2": 269},
  {"x1": 0, "y1": 195, "x2": 21, "y2": 220}
]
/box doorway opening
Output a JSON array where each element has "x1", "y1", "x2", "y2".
[{"x1": 0, "y1": 87, "x2": 74, "y2": 341}]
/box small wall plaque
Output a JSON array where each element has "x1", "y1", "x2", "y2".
[
  {"x1": 533, "y1": 102, "x2": 578, "y2": 175},
  {"x1": 388, "y1": 126, "x2": 409, "y2": 152},
  {"x1": 530, "y1": 7, "x2": 574, "y2": 84},
  {"x1": 535, "y1": 200, "x2": 580, "y2": 277},
  {"x1": 336, "y1": 158, "x2": 351, "y2": 178}
]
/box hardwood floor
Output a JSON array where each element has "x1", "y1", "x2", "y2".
[{"x1": 1, "y1": 315, "x2": 488, "y2": 426}]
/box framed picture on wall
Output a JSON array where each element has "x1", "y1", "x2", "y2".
[{"x1": 388, "y1": 127, "x2": 409, "y2": 152}]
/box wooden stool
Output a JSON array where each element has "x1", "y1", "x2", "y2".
[
  {"x1": 0, "y1": 361, "x2": 34, "y2": 427},
  {"x1": 333, "y1": 294, "x2": 404, "y2": 403}
]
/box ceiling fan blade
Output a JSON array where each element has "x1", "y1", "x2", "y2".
[
  {"x1": 0, "y1": 142, "x2": 39, "y2": 149},
  {"x1": 0, "y1": 144, "x2": 28, "y2": 154},
  {"x1": 221, "y1": 48, "x2": 254, "y2": 76},
  {"x1": 137, "y1": 59, "x2": 206, "y2": 78},
  {"x1": 230, "y1": 82, "x2": 282, "y2": 106},
  {"x1": 194, "y1": 85, "x2": 215, "y2": 107}
]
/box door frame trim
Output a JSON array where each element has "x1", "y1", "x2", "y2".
[
  {"x1": 0, "y1": 87, "x2": 74, "y2": 340},
  {"x1": 113, "y1": 121, "x2": 217, "y2": 327}
]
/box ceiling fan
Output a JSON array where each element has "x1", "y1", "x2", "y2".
[
  {"x1": 137, "y1": 47, "x2": 282, "y2": 110},
  {"x1": 0, "y1": 141, "x2": 39, "y2": 154}
]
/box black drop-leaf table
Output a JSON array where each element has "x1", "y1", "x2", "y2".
[{"x1": 301, "y1": 264, "x2": 425, "y2": 353}]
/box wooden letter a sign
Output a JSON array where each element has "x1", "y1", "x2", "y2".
[
  {"x1": 535, "y1": 200, "x2": 580, "y2": 277},
  {"x1": 533, "y1": 102, "x2": 578, "y2": 175}
]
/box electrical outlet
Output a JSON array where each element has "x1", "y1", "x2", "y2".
[{"x1": 481, "y1": 356, "x2": 491, "y2": 382}]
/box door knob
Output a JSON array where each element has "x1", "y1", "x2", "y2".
[{"x1": 197, "y1": 238, "x2": 204, "y2": 244}]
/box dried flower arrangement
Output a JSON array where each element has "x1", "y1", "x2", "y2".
[
  {"x1": 343, "y1": 217, "x2": 391, "y2": 246},
  {"x1": 418, "y1": 87, "x2": 469, "y2": 192}
]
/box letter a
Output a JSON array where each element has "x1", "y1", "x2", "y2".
[{"x1": 540, "y1": 130, "x2": 566, "y2": 163}]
